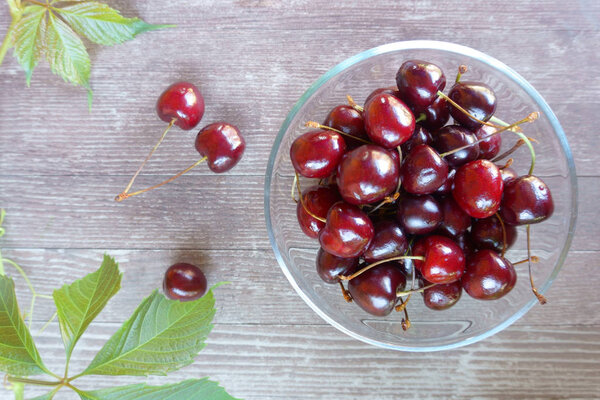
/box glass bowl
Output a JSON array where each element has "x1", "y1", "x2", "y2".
[{"x1": 265, "y1": 40, "x2": 577, "y2": 351}]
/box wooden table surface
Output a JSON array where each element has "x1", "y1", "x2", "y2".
[{"x1": 1, "y1": 0, "x2": 599, "y2": 398}]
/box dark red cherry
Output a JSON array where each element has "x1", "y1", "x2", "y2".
[
  {"x1": 448, "y1": 81, "x2": 497, "y2": 130},
  {"x1": 400, "y1": 144, "x2": 449, "y2": 195},
  {"x1": 364, "y1": 93, "x2": 415, "y2": 148},
  {"x1": 396, "y1": 194, "x2": 442, "y2": 235},
  {"x1": 420, "y1": 96, "x2": 450, "y2": 131},
  {"x1": 323, "y1": 105, "x2": 368, "y2": 148},
  {"x1": 474, "y1": 125, "x2": 501, "y2": 160},
  {"x1": 470, "y1": 214, "x2": 517, "y2": 253},
  {"x1": 364, "y1": 86, "x2": 400, "y2": 105},
  {"x1": 433, "y1": 125, "x2": 480, "y2": 168},
  {"x1": 296, "y1": 185, "x2": 341, "y2": 239},
  {"x1": 422, "y1": 279, "x2": 462, "y2": 310},
  {"x1": 454, "y1": 233, "x2": 476, "y2": 258},
  {"x1": 316, "y1": 248, "x2": 359, "y2": 284},
  {"x1": 500, "y1": 167, "x2": 518, "y2": 185},
  {"x1": 396, "y1": 60, "x2": 446, "y2": 112},
  {"x1": 348, "y1": 262, "x2": 406, "y2": 316},
  {"x1": 156, "y1": 82, "x2": 205, "y2": 130},
  {"x1": 290, "y1": 130, "x2": 346, "y2": 178},
  {"x1": 412, "y1": 235, "x2": 465, "y2": 284},
  {"x1": 400, "y1": 124, "x2": 433, "y2": 155},
  {"x1": 434, "y1": 168, "x2": 456, "y2": 195},
  {"x1": 336, "y1": 145, "x2": 399, "y2": 205},
  {"x1": 499, "y1": 175, "x2": 554, "y2": 225},
  {"x1": 319, "y1": 201, "x2": 374, "y2": 258},
  {"x1": 462, "y1": 250, "x2": 516, "y2": 300},
  {"x1": 452, "y1": 159, "x2": 504, "y2": 218},
  {"x1": 363, "y1": 220, "x2": 408, "y2": 263},
  {"x1": 163, "y1": 263, "x2": 207, "y2": 301},
  {"x1": 195, "y1": 122, "x2": 245, "y2": 173},
  {"x1": 437, "y1": 196, "x2": 472, "y2": 237}
]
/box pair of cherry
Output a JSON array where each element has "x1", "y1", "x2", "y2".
[{"x1": 115, "y1": 82, "x2": 246, "y2": 202}]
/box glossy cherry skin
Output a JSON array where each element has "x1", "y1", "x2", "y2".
[
  {"x1": 336, "y1": 145, "x2": 399, "y2": 205},
  {"x1": 499, "y1": 175, "x2": 554, "y2": 225},
  {"x1": 348, "y1": 262, "x2": 406, "y2": 316},
  {"x1": 474, "y1": 125, "x2": 501, "y2": 160},
  {"x1": 364, "y1": 93, "x2": 415, "y2": 148},
  {"x1": 400, "y1": 144, "x2": 449, "y2": 195},
  {"x1": 156, "y1": 82, "x2": 205, "y2": 130},
  {"x1": 195, "y1": 122, "x2": 245, "y2": 173},
  {"x1": 454, "y1": 233, "x2": 476, "y2": 258},
  {"x1": 363, "y1": 220, "x2": 408, "y2": 263},
  {"x1": 452, "y1": 159, "x2": 504, "y2": 218},
  {"x1": 163, "y1": 263, "x2": 207, "y2": 301},
  {"x1": 290, "y1": 130, "x2": 346, "y2": 178},
  {"x1": 400, "y1": 124, "x2": 433, "y2": 155},
  {"x1": 448, "y1": 81, "x2": 497, "y2": 130},
  {"x1": 420, "y1": 96, "x2": 450, "y2": 132},
  {"x1": 412, "y1": 235, "x2": 465, "y2": 284},
  {"x1": 296, "y1": 185, "x2": 341, "y2": 239},
  {"x1": 462, "y1": 250, "x2": 516, "y2": 300},
  {"x1": 396, "y1": 194, "x2": 442, "y2": 235},
  {"x1": 396, "y1": 60, "x2": 446, "y2": 112},
  {"x1": 433, "y1": 125, "x2": 480, "y2": 168},
  {"x1": 437, "y1": 196, "x2": 472, "y2": 237},
  {"x1": 500, "y1": 167, "x2": 518, "y2": 185},
  {"x1": 364, "y1": 86, "x2": 400, "y2": 105},
  {"x1": 316, "y1": 248, "x2": 359, "y2": 284},
  {"x1": 422, "y1": 279, "x2": 462, "y2": 310},
  {"x1": 434, "y1": 168, "x2": 456, "y2": 195},
  {"x1": 323, "y1": 105, "x2": 368, "y2": 148},
  {"x1": 470, "y1": 214, "x2": 517, "y2": 253},
  {"x1": 319, "y1": 201, "x2": 374, "y2": 258}
]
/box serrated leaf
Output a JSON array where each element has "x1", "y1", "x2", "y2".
[
  {"x1": 56, "y1": 2, "x2": 172, "y2": 46},
  {"x1": 12, "y1": 5, "x2": 47, "y2": 85},
  {"x1": 75, "y1": 378, "x2": 240, "y2": 400},
  {"x1": 45, "y1": 11, "x2": 90, "y2": 89},
  {"x1": 81, "y1": 288, "x2": 216, "y2": 376},
  {"x1": 53, "y1": 254, "x2": 122, "y2": 362},
  {"x1": 0, "y1": 275, "x2": 48, "y2": 376}
]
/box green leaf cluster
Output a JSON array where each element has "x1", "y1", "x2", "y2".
[{"x1": 0, "y1": 0, "x2": 173, "y2": 107}]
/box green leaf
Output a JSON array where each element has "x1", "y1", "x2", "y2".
[
  {"x1": 53, "y1": 255, "x2": 122, "y2": 362},
  {"x1": 28, "y1": 391, "x2": 57, "y2": 400},
  {"x1": 12, "y1": 5, "x2": 47, "y2": 85},
  {"x1": 0, "y1": 275, "x2": 48, "y2": 376},
  {"x1": 12, "y1": 381, "x2": 24, "y2": 400},
  {"x1": 80, "y1": 288, "x2": 216, "y2": 376},
  {"x1": 75, "y1": 378, "x2": 239, "y2": 400},
  {"x1": 56, "y1": 2, "x2": 173, "y2": 46},
  {"x1": 45, "y1": 11, "x2": 91, "y2": 90}
]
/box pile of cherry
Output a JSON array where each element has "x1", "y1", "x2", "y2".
[{"x1": 290, "y1": 60, "x2": 554, "y2": 329}]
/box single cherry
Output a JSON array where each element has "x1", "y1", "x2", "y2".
[
  {"x1": 400, "y1": 124, "x2": 433, "y2": 155},
  {"x1": 316, "y1": 248, "x2": 359, "y2": 284},
  {"x1": 420, "y1": 96, "x2": 450, "y2": 131},
  {"x1": 363, "y1": 220, "x2": 408, "y2": 263},
  {"x1": 448, "y1": 81, "x2": 497, "y2": 130},
  {"x1": 437, "y1": 196, "x2": 472, "y2": 237},
  {"x1": 348, "y1": 262, "x2": 406, "y2": 316},
  {"x1": 163, "y1": 262, "x2": 207, "y2": 301},
  {"x1": 290, "y1": 130, "x2": 346, "y2": 178},
  {"x1": 499, "y1": 175, "x2": 554, "y2": 225},
  {"x1": 412, "y1": 235, "x2": 465, "y2": 284},
  {"x1": 363, "y1": 93, "x2": 415, "y2": 148},
  {"x1": 452, "y1": 159, "x2": 504, "y2": 218},
  {"x1": 319, "y1": 201, "x2": 374, "y2": 258},
  {"x1": 400, "y1": 144, "x2": 449, "y2": 195},
  {"x1": 195, "y1": 122, "x2": 245, "y2": 173},
  {"x1": 462, "y1": 250, "x2": 516, "y2": 300},
  {"x1": 323, "y1": 105, "x2": 368, "y2": 148},
  {"x1": 470, "y1": 214, "x2": 517, "y2": 253},
  {"x1": 297, "y1": 185, "x2": 341, "y2": 238},
  {"x1": 396, "y1": 60, "x2": 446, "y2": 112},
  {"x1": 364, "y1": 86, "x2": 400, "y2": 105},
  {"x1": 396, "y1": 194, "x2": 442, "y2": 235},
  {"x1": 433, "y1": 125, "x2": 480, "y2": 168},
  {"x1": 422, "y1": 279, "x2": 462, "y2": 310},
  {"x1": 336, "y1": 145, "x2": 399, "y2": 205},
  {"x1": 474, "y1": 125, "x2": 502, "y2": 160},
  {"x1": 156, "y1": 82, "x2": 205, "y2": 130}
]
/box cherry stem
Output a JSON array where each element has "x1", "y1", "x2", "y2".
[
  {"x1": 396, "y1": 282, "x2": 437, "y2": 297},
  {"x1": 492, "y1": 138, "x2": 528, "y2": 163},
  {"x1": 118, "y1": 118, "x2": 176, "y2": 198},
  {"x1": 294, "y1": 172, "x2": 327, "y2": 223},
  {"x1": 305, "y1": 121, "x2": 371, "y2": 145},
  {"x1": 395, "y1": 293, "x2": 411, "y2": 312},
  {"x1": 291, "y1": 174, "x2": 299, "y2": 203},
  {"x1": 368, "y1": 192, "x2": 400, "y2": 215},
  {"x1": 437, "y1": 90, "x2": 499, "y2": 128},
  {"x1": 513, "y1": 255, "x2": 539, "y2": 266},
  {"x1": 495, "y1": 212, "x2": 508, "y2": 257},
  {"x1": 338, "y1": 281, "x2": 352, "y2": 302},
  {"x1": 527, "y1": 225, "x2": 547, "y2": 305},
  {"x1": 490, "y1": 116, "x2": 538, "y2": 175},
  {"x1": 115, "y1": 157, "x2": 207, "y2": 202},
  {"x1": 338, "y1": 255, "x2": 425, "y2": 281},
  {"x1": 455, "y1": 64, "x2": 468, "y2": 83},
  {"x1": 399, "y1": 297, "x2": 411, "y2": 331},
  {"x1": 415, "y1": 113, "x2": 426, "y2": 123},
  {"x1": 498, "y1": 158, "x2": 514, "y2": 170},
  {"x1": 346, "y1": 94, "x2": 364, "y2": 113}
]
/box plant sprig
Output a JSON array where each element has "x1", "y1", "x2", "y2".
[
  {"x1": 0, "y1": 0, "x2": 173, "y2": 107},
  {"x1": 0, "y1": 210, "x2": 239, "y2": 400}
]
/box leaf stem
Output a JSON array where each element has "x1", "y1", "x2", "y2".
[{"x1": 6, "y1": 376, "x2": 61, "y2": 387}]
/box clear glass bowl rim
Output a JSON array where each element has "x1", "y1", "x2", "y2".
[{"x1": 265, "y1": 40, "x2": 578, "y2": 351}]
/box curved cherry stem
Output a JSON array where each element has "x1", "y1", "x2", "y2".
[
  {"x1": 304, "y1": 121, "x2": 371, "y2": 145},
  {"x1": 527, "y1": 225, "x2": 547, "y2": 305},
  {"x1": 367, "y1": 192, "x2": 400, "y2": 215},
  {"x1": 395, "y1": 293, "x2": 411, "y2": 312},
  {"x1": 346, "y1": 94, "x2": 364, "y2": 113},
  {"x1": 398, "y1": 297, "x2": 411, "y2": 331},
  {"x1": 293, "y1": 172, "x2": 327, "y2": 223},
  {"x1": 455, "y1": 64, "x2": 468, "y2": 83},
  {"x1": 338, "y1": 255, "x2": 425, "y2": 281},
  {"x1": 115, "y1": 157, "x2": 207, "y2": 202},
  {"x1": 491, "y1": 137, "x2": 539, "y2": 163},
  {"x1": 338, "y1": 281, "x2": 352, "y2": 302},
  {"x1": 396, "y1": 282, "x2": 437, "y2": 297},
  {"x1": 489, "y1": 116, "x2": 537, "y2": 175}
]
